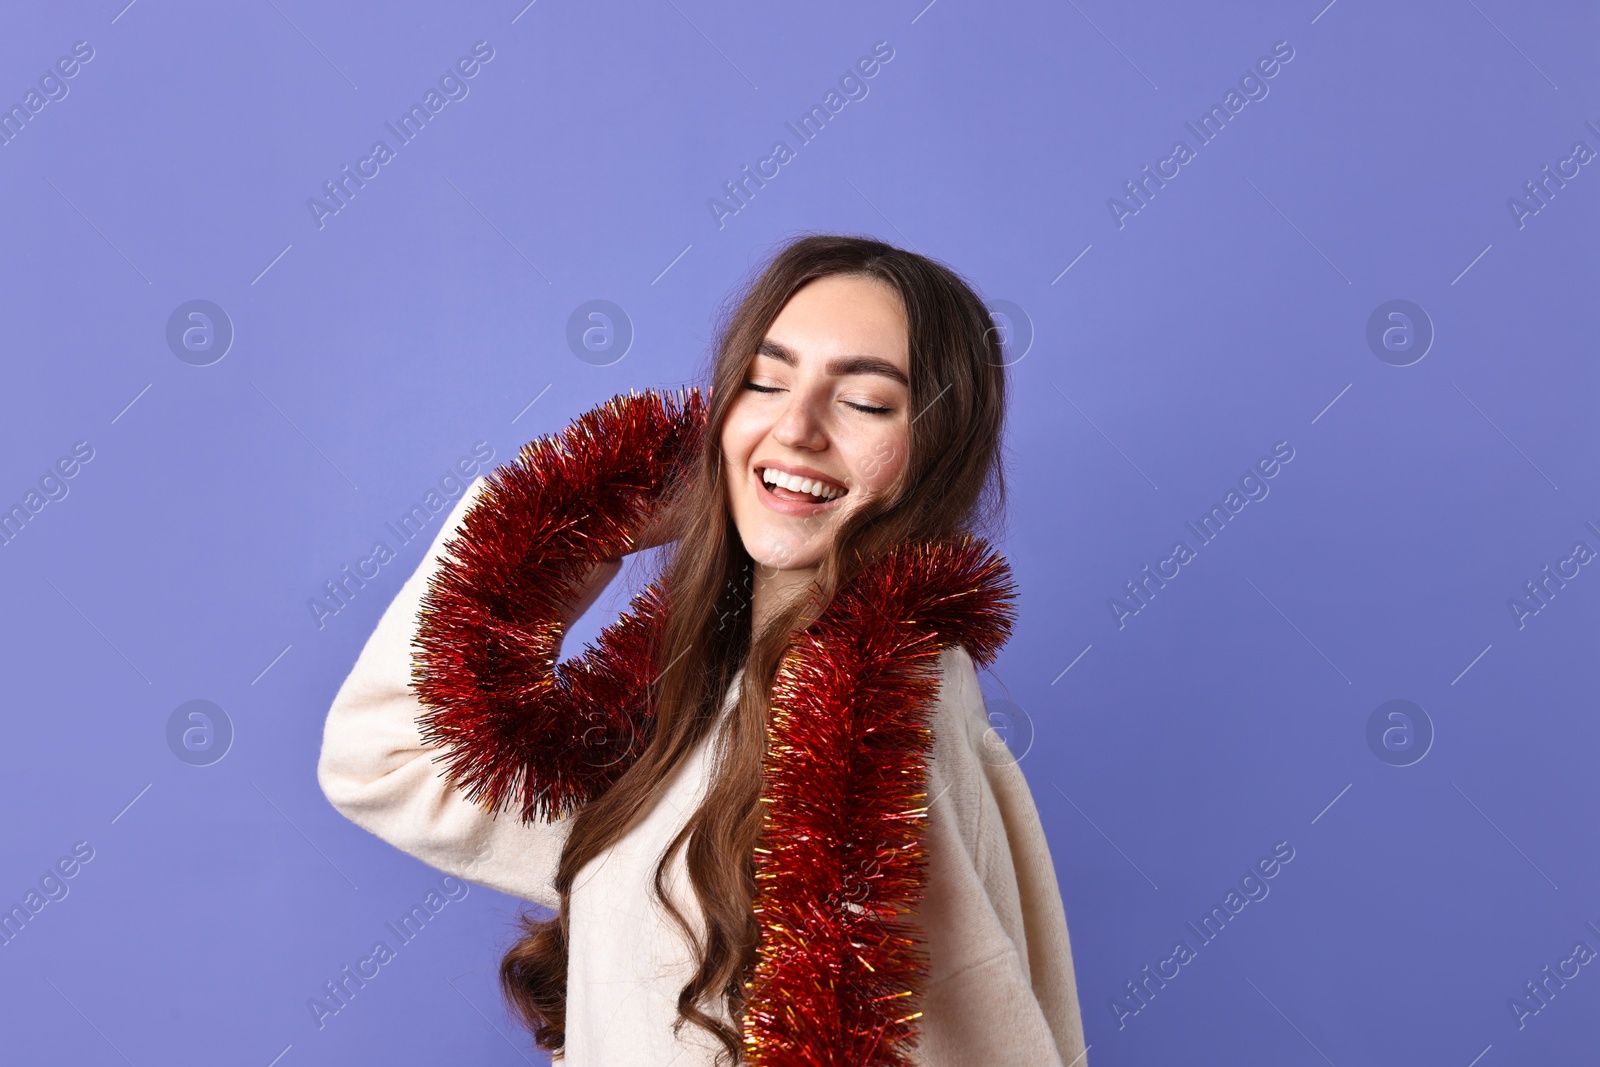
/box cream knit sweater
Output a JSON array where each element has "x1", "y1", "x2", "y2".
[{"x1": 317, "y1": 476, "x2": 1089, "y2": 1066}]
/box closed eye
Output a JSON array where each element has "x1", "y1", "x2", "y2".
[{"x1": 742, "y1": 381, "x2": 893, "y2": 416}]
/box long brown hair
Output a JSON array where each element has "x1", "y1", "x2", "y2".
[{"x1": 499, "y1": 233, "x2": 1011, "y2": 1063}]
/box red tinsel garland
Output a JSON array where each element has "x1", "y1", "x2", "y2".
[
  {"x1": 412, "y1": 387, "x2": 706, "y2": 822},
  {"x1": 410, "y1": 388, "x2": 1018, "y2": 1066}
]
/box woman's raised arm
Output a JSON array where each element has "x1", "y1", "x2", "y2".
[
  {"x1": 316, "y1": 475, "x2": 573, "y2": 907},
  {"x1": 317, "y1": 387, "x2": 706, "y2": 905}
]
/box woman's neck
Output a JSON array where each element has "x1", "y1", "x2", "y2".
[{"x1": 750, "y1": 564, "x2": 819, "y2": 640}]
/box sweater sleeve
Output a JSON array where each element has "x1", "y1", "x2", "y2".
[
  {"x1": 909, "y1": 645, "x2": 1089, "y2": 1067},
  {"x1": 316, "y1": 474, "x2": 571, "y2": 909}
]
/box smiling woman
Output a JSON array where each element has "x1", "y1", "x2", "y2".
[
  {"x1": 722, "y1": 271, "x2": 916, "y2": 635},
  {"x1": 318, "y1": 233, "x2": 1088, "y2": 1066}
]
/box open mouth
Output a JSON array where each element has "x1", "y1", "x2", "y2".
[{"x1": 757, "y1": 466, "x2": 847, "y2": 504}]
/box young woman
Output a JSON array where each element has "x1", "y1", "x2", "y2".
[{"x1": 317, "y1": 234, "x2": 1089, "y2": 1065}]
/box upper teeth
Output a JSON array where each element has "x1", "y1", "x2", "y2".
[{"x1": 762, "y1": 468, "x2": 844, "y2": 500}]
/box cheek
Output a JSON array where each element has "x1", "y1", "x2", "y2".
[
  {"x1": 720, "y1": 416, "x2": 758, "y2": 471},
  {"x1": 850, "y1": 429, "x2": 910, "y2": 493}
]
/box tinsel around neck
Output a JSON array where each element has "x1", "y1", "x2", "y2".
[{"x1": 408, "y1": 387, "x2": 1019, "y2": 1065}]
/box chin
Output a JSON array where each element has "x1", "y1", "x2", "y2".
[
  {"x1": 755, "y1": 554, "x2": 823, "y2": 576},
  {"x1": 729, "y1": 485, "x2": 861, "y2": 574},
  {"x1": 743, "y1": 528, "x2": 825, "y2": 573}
]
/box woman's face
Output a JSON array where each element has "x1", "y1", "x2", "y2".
[{"x1": 721, "y1": 273, "x2": 913, "y2": 575}]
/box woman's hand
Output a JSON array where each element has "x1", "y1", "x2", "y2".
[
  {"x1": 628, "y1": 511, "x2": 677, "y2": 555},
  {"x1": 624, "y1": 383, "x2": 710, "y2": 558},
  {"x1": 563, "y1": 384, "x2": 710, "y2": 620}
]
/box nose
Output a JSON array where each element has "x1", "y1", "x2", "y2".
[{"x1": 771, "y1": 388, "x2": 828, "y2": 451}]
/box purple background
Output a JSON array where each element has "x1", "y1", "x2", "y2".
[{"x1": 2, "y1": 1, "x2": 1597, "y2": 1064}]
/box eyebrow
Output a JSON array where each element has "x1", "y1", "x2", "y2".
[{"x1": 756, "y1": 339, "x2": 909, "y2": 388}]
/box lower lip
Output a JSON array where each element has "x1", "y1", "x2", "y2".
[{"x1": 754, "y1": 468, "x2": 846, "y2": 516}]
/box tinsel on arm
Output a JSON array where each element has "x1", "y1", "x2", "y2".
[
  {"x1": 741, "y1": 537, "x2": 1019, "y2": 1067},
  {"x1": 409, "y1": 387, "x2": 706, "y2": 824}
]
